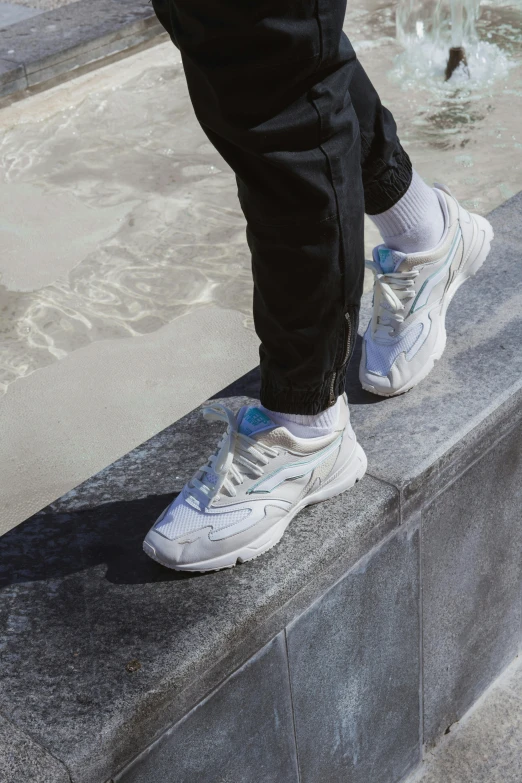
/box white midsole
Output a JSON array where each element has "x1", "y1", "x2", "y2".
[{"x1": 145, "y1": 442, "x2": 368, "y2": 572}]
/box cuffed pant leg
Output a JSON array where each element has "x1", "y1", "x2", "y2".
[
  {"x1": 348, "y1": 59, "x2": 413, "y2": 215},
  {"x1": 151, "y1": 0, "x2": 365, "y2": 414}
]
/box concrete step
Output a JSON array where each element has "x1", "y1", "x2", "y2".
[
  {"x1": 0, "y1": 0, "x2": 167, "y2": 101},
  {"x1": 0, "y1": 192, "x2": 521, "y2": 783}
]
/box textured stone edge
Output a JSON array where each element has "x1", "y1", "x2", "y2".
[
  {"x1": 1, "y1": 472, "x2": 399, "y2": 783},
  {"x1": 0, "y1": 713, "x2": 71, "y2": 783},
  {"x1": 0, "y1": 3, "x2": 166, "y2": 99},
  {"x1": 108, "y1": 407, "x2": 522, "y2": 783},
  {"x1": 113, "y1": 633, "x2": 300, "y2": 783},
  {"x1": 4, "y1": 390, "x2": 521, "y2": 782},
  {"x1": 400, "y1": 379, "x2": 522, "y2": 519}
]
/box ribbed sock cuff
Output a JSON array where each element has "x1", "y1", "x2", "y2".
[
  {"x1": 369, "y1": 170, "x2": 445, "y2": 254},
  {"x1": 261, "y1": 395, "x2": 341, "y2": 438},
  {"x1": 370, "y1": 170, "x2": 436, "y2": 237}
]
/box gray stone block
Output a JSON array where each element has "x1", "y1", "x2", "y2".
[
  {"x1": 0, "y1": 58, "x2": 26, "y2": 96},
  {"x1": 422, "y1": 419, "x2": 522, "y2": 747},
  {"x1": 25, "y1": 21, "x2": 165, "y2": 88},
  {"x1": 286, "y1": 526, "x2": 421, "y2": 783},
  {"x1": 345, "y1": 191, "x2": 522, "y2": 515},
  {"x1": 115, "y1": 634, "x2": 299, "y2": 783},
  {"x1": 0, "y1": 394, "x2": 398, "y2": 783},
  {"x1": 0, "y1": 714, "x2": 70, "y2": 783},
  {"x1": 0, "y1": 0, "x2": 163, "y2": 93}
]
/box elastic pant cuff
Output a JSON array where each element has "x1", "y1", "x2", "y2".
[
  {"x1": 364, "y1": 144, "x2": 413, "y2": 216},
  {"x1": 259, "y1": 367, "x2": 347, "y2": 415}
]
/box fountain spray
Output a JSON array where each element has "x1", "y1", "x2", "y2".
[{"x1": 445, "y1": 0, "x2": 469, "y2": 79}]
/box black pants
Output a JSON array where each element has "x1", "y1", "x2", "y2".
[{"x1": 151, "y1": 0, "x2": 412, "y2": 413}]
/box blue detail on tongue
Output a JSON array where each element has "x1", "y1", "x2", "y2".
[
  {"x1": 378, "y1": 247, "x2": 400, "y2": 273},
  {"x1": 238, "y1": 407, "x2": 275, "y2": 437}
]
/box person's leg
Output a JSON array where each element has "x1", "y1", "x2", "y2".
[
  {"x1": 150, "y1": 0, "x2": 365, "y2": 416},
  {"x1": 143, "y1": 0, "x2": 371, "y2": 571}
]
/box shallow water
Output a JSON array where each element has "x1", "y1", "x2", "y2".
[{"x1": 1, "y1": 0, "x2": 522, "y2": 394}]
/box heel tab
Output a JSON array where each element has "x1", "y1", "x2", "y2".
[{"x1": 433, "y1": 182, "x2": 454, "y2": 197}]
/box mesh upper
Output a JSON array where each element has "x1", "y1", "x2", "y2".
[
  {"x1": 154, "y1": 493, "x2": 252, "y2": 540},
  {"x1": 365, "y1": 322, "x2": 424, "y2": 376}
]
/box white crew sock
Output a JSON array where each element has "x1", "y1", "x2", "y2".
[
  {"x1": 369, "y1": 170, "x2": 445, "y2": 255},
  {"x1": 260, "y1": 395, "x2": 341, "y2": 439}
]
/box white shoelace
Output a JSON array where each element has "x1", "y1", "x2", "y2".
[
  {"x1": 186, "y1": 404, "x2": 279, "y2": 507},
  {"x1": 366, "y1": 259, "x2": 420, "y2": 337}
]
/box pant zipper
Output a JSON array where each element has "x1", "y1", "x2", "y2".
[
  {"x1": 328, "y1": 312, "x2": 352, "y2": 405},
  {"x1": 341, "y1": 311, "x2": 353, "y2": 365}
]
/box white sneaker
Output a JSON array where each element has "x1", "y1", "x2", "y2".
[
  {"x1": 360, "y1": 185, "x2": 494, "y2": 397},
  {"x1": 143, "y1": 394, "x2": 367, "y2": 572}
]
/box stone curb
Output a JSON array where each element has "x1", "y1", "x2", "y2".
[
  {"x1": 0, "y1": 194, "x2": 521, "y2": 782},
  {"x1": 0, "y1": 0, "x2": 167, "y2": 100}
]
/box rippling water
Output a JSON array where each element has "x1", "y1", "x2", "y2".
[
  {"x1": 1, "y1": 0, "x2": 522, "y2": 393},
  {"x1": 0, "y1": 59, "x2": 255, "y2": 393}
]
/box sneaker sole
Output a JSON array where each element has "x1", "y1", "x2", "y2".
[
  {"x1": 361, "y1": 214, "x2": 494, "y2": 398},
  {"x1": 143, "y1": 442, "x2": 368, "y2": 572}
]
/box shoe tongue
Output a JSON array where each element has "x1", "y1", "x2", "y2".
[
  {"x1": 377, "y1": 246, "x2": 405, "y2": 273},
  {"x1": 237, "y1": 407, "x2": 276, "y2": 437}
]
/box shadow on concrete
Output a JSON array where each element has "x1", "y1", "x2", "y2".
[
  {"x1": 0, "y1": 493, "x2": 206, "y2": 588},
  {"x1": 0, "y1": 336, "x2": 384, "y2": 591}
]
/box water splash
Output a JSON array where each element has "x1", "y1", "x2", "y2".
[
  {"x1": 395, "y1": 0, "x2": 519, "y2": 85},
  {"x1": 397, "y1": 0, "x2": 480, "y2": 50}
]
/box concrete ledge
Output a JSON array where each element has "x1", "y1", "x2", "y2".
[
  {"x1": 1, "y1": 193, "x2": 521, "y2": 782},
  {"x1": 0, "y1": 0, "x2": 167, "y2": 99}
]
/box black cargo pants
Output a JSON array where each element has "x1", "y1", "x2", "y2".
[{"x1": 150, "y1": 0, "x2": 412, "y2": 413}]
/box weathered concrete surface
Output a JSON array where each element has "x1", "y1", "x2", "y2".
[
  {"x1": 0, "y1": 57, "x2": 25, "y2": 93},
  {"x1": 422, "y1": 420, "x2": 522, "y2": 747},
  {"x1": 287, "y1": 526, "x2": 421, "y2": 783},
  {"x1": 115, "y1": 635, "x2": 300, "y2": 783},
  {"x1": 0, "y1": 3, "x2": 41, "y2": 27},
  {"x1": 0, "y1": 714, "x2": 70, "y2": 783}
]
